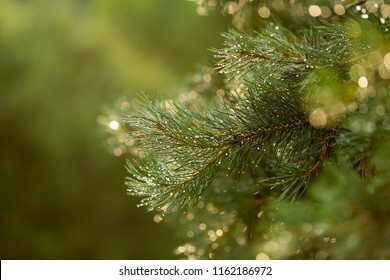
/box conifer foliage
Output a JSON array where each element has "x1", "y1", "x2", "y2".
[{"x1": 122, "y1": 0, "x2": 390, "y2": 259}]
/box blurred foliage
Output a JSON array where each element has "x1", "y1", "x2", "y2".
[{"x1": 0, "y1": 0, "x2": 229, "y2": 259}]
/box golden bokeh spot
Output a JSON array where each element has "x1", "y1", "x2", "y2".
[
  {"x1": 381, "y1": 4, "x2": 390, "y2": 18},
  {"x1": 334, "y1": 4, "x2": 345, "y2": 15},
  {"x1": 198, "y1": 223, "x2": 206, "y2": 231},
  {"x1": 108, "y1": 120, "x2": 120, "y2": 130},
  {"x1": 378, "y1": 63, "x2": 390, "y2": 79},
  {"x1": 323, "y1": 237, "x2": 330, "y2": 243},
  {"x1": 210, "y1": 236, "x2": 217, "y2": 242},
  {"x1": 366, "y1": 1, "x2": 379, "y2": 13},
  {"x1": 256, "y1": 252, "x2": 270, "y2": 260},
  {"x1": 321, "y1": 6, "x2": 332, "y2": 18},
  {"x1": 358, "y1": 76, "x2": 369, "y2": 88},
  {"x1": 308, "y1": 5, "x2": 322, "y2": 17},
  {"x1": 263, "y1": 240, "x2": 279, "y2": 252},
  {"x1": 186, "y1": 212, "x2": 195, "y2": 221},
  {"x1": 279, "y1": 231, "x2": 293, "y2": 243},
  {"x1": 309, "y1": 108, "x2": 327, "y2": 128},
  {"x1": 258, "y1": 6, "x2": 271, "y2": 18},
  {"x1": 196, "y1": 6, "x2": 207, "y2": 16},
  {"x1": 384, "y1": 53, "x2": 390, "y2": 69},
  {"x1": 327, "y1": 101, "x2": 347, "y2": 119},
  {"x1": 203, "y1": 73, "x2": 211, "y2": 82},
  {"x1": 272, "y1": 0, "x2": 285, "y2": 11},
  {"x1": 120, "y1": 101, "x2": 129, "y2": 110},
  {"x1": 301, "y1": 222, "x2": 313, "y2": 233},
  {"x1": 236, "y1": 236, "x2": 247, "y2": 246},
  {"x1": 197, "y1": 200, "x2": 205, "y2": 208},
  {"x1": 153, "y1": 214, "x2": 162, "y2": 223},
  {"x1": 224, "y1": 1, "x2": 239, "y2": 15},
  {"x1": 368, "y1": 51, "x2": 383, "y2": 66},
  {"x1": 113, "y1": 147, "x2": 123, "y2": 156},
  {"x1": 125, "y1": 138, "x2": 135, "y2": 146}
]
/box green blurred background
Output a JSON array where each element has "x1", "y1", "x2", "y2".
[{"x1": 0, "y1": 0, "x2": 229, "y2": 259}]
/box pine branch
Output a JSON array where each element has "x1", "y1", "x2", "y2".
[
  {"x1": 214, "y1": 29, "x2": 305, "y2": 80},
  {"x1": 124, "y1": 82, "x2": 335, "y2": 214},
  {"x1": 256, "y1": 126, "x2": 338, "y2": 199},
  {"x1": 123, "y1": 13, "x2": 389, "y2": 214},
  {"x1": 123, "y1": 18, "x2": 368, "y2": 214}
]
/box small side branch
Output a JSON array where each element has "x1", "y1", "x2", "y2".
[{"x1": 226, "y1": 120, "x2": 310, "y2": 143}]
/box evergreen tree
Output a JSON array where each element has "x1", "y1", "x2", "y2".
[{"x1": 120, "y1": 0, "x2": 390, "y2": 259}]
